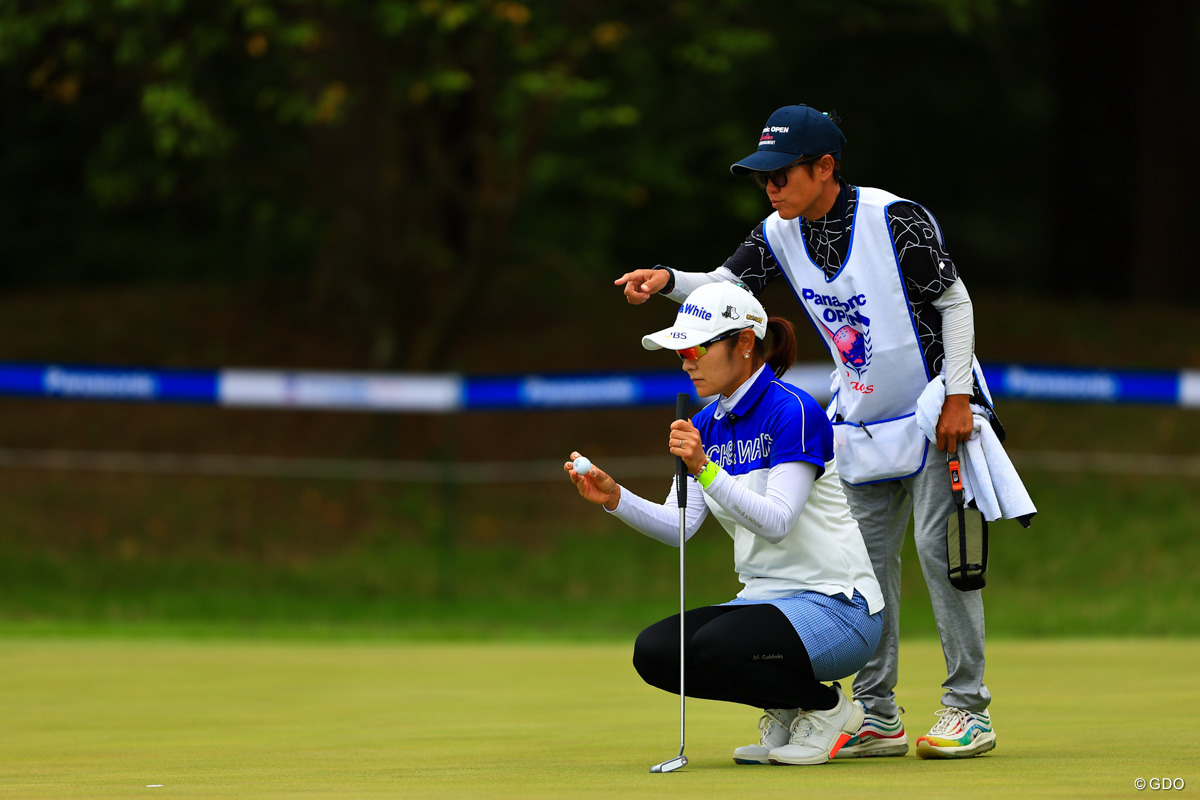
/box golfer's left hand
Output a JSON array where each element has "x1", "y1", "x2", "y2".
[
  {"x1": 669, "y1": 420, "x2": 706, "y2": 474},
  {"x1": 565, "y1": 450, "x2": 621, "y2": 510},
  {"x1": 936, "y1": 394, "x2": 974, "y2": 453}
]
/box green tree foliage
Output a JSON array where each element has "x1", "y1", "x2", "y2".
[
  {"x1": 5, "y1": 0, "x2": 813, "y2": 366},
  {"x1": 14, "y1": 0, "x2": 1188, "y2": 371}
]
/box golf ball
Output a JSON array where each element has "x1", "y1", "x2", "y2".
[{"x1": 573, "y1": 456, "x2": 592, "y2": 475}]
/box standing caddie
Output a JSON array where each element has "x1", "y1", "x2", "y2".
[{"x1": 615, "y1": 103, "x2": 1000, "y2": 759}]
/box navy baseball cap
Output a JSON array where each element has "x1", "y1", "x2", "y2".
[{"x1": 730, "y1": 104, "x2": 847, "y2": 175}]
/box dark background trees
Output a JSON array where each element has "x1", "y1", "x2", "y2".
[{"x1": 1, "y1": 0, "x2": 1196, "y2": 370}]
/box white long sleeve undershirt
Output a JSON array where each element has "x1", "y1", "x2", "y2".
[
  {"x1": 606, "y1": 460, "x2": 819, "y2": 546},
  {"x1": 931, "y1": 278, "x2": 975, "y2": 396},
  {"x1": 664, "y1": 267, "x2": 729, "y2": 305}
]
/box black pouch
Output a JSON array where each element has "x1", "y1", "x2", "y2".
[{"x1": 946, "y1": 451, "x2": 988, "y2": 591}]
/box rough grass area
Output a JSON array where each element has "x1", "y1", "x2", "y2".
[
  {"x1": 0, "y1": 463, "x2": 1198, "y2": 639},
  {"x1": 0, "y1": 282, "x2": 1197, "y2": 638},
  {"x1": 2, "y1": 638, "x2": 1196, "y2": 799}
]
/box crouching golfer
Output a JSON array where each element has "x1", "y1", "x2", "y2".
[{"x1": 565, "y1": 282, "x2": 883, "y2": 766}]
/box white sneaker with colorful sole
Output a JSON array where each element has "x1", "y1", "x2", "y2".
[
  {"x1": 915, "y1": 706, "x2": 996, "y2": 759},
  {"x1": 835, "y1": 700, "x2": 910, "y2": 758}
]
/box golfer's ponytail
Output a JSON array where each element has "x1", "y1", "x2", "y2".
[{"x1": 761, "y1": 316, "x2": 797, "y2": 377}]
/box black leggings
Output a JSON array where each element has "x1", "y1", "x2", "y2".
[{"x1": 633, "y1": 604, "x2": 838, "y2": 711}]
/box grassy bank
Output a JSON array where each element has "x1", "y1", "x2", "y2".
[
  {"x1": 0, "y1": 282, "x2": 1196, "y2": 638},
  {"x1": 1, "y1": 461, "x2": 1197, "y2": 640}
]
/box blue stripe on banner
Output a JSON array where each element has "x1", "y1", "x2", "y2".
[
  {"x1": 0, "y1": 363, "x2": 45, "y2": 396},
  {"x1": 0, "y1": 362, "x2": 1193, "y2": 410},
  {"x1": 464, "y1": 371, "x2": 698, "y2": 410},
  {"x1": 0, "y1": 363, "x2": 218, "y2": 404},
  {"x1": 981, "y1": 364, "x2": 1180, "y2": 405}
]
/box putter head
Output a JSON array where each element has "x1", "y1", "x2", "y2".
[{"x1": 649, "y1": 755, "x2": 687, "y2": 773}]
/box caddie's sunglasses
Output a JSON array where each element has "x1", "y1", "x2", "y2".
[
  {"x1": 677, "y1": 328, "x2": 746, "y2": 362},
  {"x1": 752, "y1": 154, "x2": 823, "y2": 190}
]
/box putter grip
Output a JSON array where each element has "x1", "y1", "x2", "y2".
[
  {"x1": 947, "y1": 452, "x2": 964, "y2": 504},
  {"x1": 675, "y1": 393, "x2": 689, "y2": 508}
]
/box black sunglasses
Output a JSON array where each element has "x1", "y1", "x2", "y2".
[{"x1": 751, "y1": 154, "x2": 824, "y2": 190}]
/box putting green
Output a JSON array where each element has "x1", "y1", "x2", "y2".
[{"x1": 0, "y1": 638, "x2": 1195, "y2": 798}]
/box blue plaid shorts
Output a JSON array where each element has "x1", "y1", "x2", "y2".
[{"x1": 723, "y1": 590, "x2": 882, "y2": 681}]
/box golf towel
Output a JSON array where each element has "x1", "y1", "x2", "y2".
[{"x1": 916, "y1": 376, "x2": 1037, "y2": 526}]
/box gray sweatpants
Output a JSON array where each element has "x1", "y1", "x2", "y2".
[{"x1": 842, "y1": 458, "x2": 991, "y2": 717}]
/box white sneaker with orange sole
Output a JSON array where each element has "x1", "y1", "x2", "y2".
[{"x1": 768, "y1": 684, "x2": 864, "y2": 766}]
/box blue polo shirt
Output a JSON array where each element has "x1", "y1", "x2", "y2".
[
  {"x1": 686, "y1": 364, "x2": 881, "y2": 611},
  {"x1": 692, "y1": 364, "x2": 833, "y2": 480}
]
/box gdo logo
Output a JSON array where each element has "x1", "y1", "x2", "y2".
[{"x1": 1135, "y1": 777, "x2": 1186, "y2": 791}]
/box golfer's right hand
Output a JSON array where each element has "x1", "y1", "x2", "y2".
[
  {"x1": 565, "y1": 451, "x2": 620, "y2": 510},
  {"x1": 614, "y1": 268, "x2": 670, "y2": 305}
]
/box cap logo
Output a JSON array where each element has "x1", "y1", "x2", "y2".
[
  {"x1": 747, "y1": 313, "x2": 763, "y2": 324},
  {"x1": 680, "y1": 302, "x2": 712, "y2": 321},
  {"x1": 759, "y1": 125, "x2": 788, "y2": 146},
  {"x1": 721, "y1": 306, "x2": 740, "y2": 321}
]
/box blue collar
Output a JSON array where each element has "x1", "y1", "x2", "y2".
[{"x1": 722, "y1": 363, "x2": 778, "y2": 421}]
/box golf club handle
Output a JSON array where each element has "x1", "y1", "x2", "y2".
[
  {"x1": 674, "y1": 393, "x2": 690, "y2": 764},
  {"x1": 675, "y1": 393, "x2": 689, "y2": 508},
  {"x1": 677, "y1": 506, "x2": 687, "y2": 756}
]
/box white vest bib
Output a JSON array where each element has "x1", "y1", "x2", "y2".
[{"x1": 763, "y1": 187, "x2": 931, "y2": 484}]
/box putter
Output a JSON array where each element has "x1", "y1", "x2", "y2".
[
  {"x1": 946, "y1": 449, "x2": 988, "y2": 591},
  {"x1": 650, "y1": 392, "x2": 691, "y2": 774}
]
